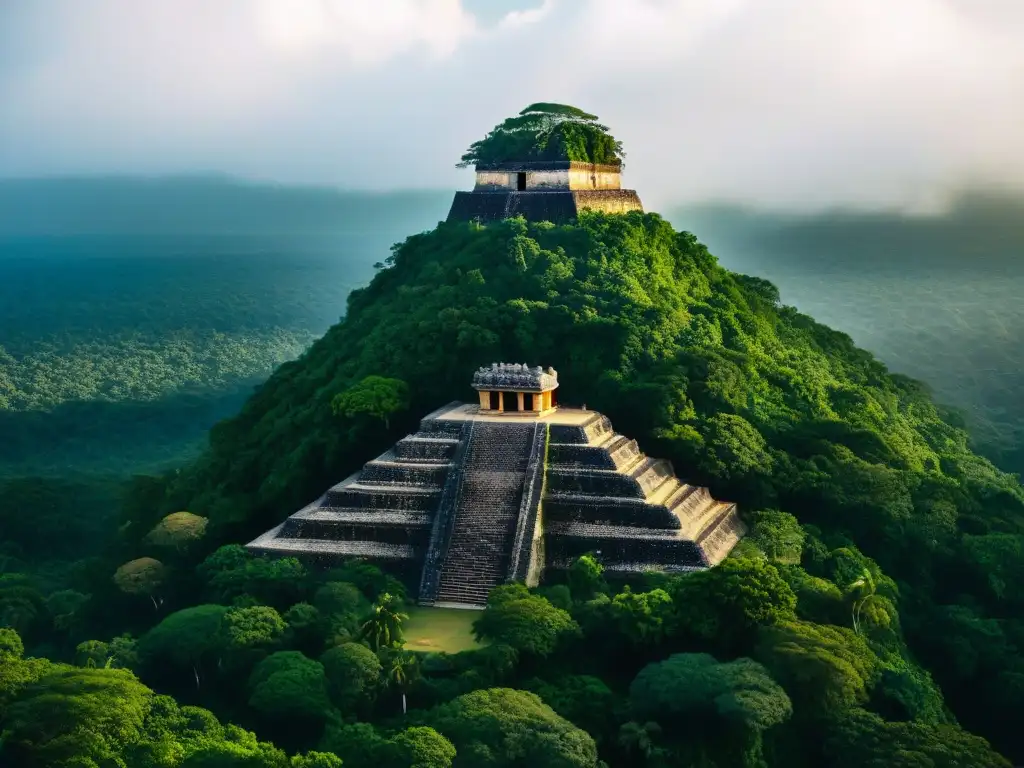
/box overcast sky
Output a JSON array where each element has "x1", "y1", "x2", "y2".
[{"x1": 1, "y1": 0, "x2": 1022, "y2": 212}]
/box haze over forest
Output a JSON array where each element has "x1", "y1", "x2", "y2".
[
  {"x1": 4, "y1": 4, "x2": 1024, "y2": 767},
  {"x1": 3, "y1": 0, "x2": 1024, "y2": 214}
]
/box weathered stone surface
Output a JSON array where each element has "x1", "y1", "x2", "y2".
[
  {"x1": 472, "y1": 362, "x2": 558, "y2": 392},
  {"x1": 246, "y1": 396, "x2": 745, "y2": 607},
  {"x1": 446, "y1": 189, "x2": 643, "y2": 224}
]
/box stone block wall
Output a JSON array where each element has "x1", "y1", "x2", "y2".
[{"x1": 446, "y1": 190, "x2": 643, "y2": 224}]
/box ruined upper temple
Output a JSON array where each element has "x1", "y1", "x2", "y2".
[
  {"x1": 446, "y1": 104, "x2": 644, "y2": 224},
  {"x1": 447, "y1": 160, "x2": 644, "y2": 224},
  {"x1": 248, "y1": 364, "x2": 745, "y2": 607}
]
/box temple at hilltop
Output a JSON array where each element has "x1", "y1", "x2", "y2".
[
  {"x1": 445, "y1": 102, "x2": 644, "y2": 224},
  {"x1": 447, "y1": 161, "x2": 644, "y2": 224},
  {"x1": 247, "y1": 363, "x2": 745, "y2": 608}
]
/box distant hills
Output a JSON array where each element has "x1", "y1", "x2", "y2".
[{"x1": 0, "y1": 176, "x2": 453, "y2": 236}]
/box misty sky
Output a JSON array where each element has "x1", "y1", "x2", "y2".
[{"x1": 2, "y1": 0, "x2": 1023, "y2": 212}]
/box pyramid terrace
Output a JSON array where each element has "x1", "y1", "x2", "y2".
[{"x1": 247, "y1": 363, "x2": 746, "y2": 608}]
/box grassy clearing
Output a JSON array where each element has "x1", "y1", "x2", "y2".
[{"x1": 403, "y1": 605, "x2": 484, "y2": 654}]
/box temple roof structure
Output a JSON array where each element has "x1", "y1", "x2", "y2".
[{"x1": 472, "y1": 363, "x2": 558, "y2": 392}]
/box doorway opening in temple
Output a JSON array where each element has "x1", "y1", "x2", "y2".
[
  {"x1": 517, "y1": 172, "x2": 527, "y2": 191},
  {"x1": 524, "y1": 393, "x2": 534, "y2": 411},
  {"x1": 502, "y1": 391, "x2": 518, "y2": 412},
  {"x1": 489, "y1": 391, "x2": 501, "y2": 410}
]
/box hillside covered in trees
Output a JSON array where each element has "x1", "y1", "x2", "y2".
[{"x1": 3, "y1": 211, "x2": 1023, "y2": 767}]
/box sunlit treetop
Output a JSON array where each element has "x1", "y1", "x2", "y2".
[{"x1": 457, "y1": 103, "x2": 626, "y2": 168}]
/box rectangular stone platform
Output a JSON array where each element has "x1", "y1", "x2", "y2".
[
  {"x1": 431, "y1": 403, "x2": 596, "y2": 425},
  {"x1": 446, "y1": 189, "x2": 643, "y2": 224}
]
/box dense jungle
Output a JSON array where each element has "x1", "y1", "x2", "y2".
[{"x1": 3, "y1": 195, "x2": 1024, "y2": 766}]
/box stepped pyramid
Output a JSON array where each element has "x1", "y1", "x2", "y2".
[{"x1": 247, "y1": 364, "x2": 746, "y2": 607}]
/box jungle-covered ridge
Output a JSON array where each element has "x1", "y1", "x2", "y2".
[
  {"x1": 3, "y1": 208, "x2": 1023, "y2": 767},
  {"x1": 674, "y1": 192, "x2": 1024, "y2": 476},
  {"x1": 0, "y1": 179, "x2": 452, "y2": 476}
]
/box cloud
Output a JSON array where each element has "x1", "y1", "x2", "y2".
[
  {"x1": 252, "y1": 0, "x2": 479, "y2": 65},
  {"x1": 496, "y1": 0, "x2": 555, "y2": 30},
  {"x1": 0, "y1": 0, "x2": 1022, "y2": 213}
]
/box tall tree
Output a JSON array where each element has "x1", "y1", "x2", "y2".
[
  {"x1": 360, "y1": 592, "x2": 408, "y2": 651},
  {"x1": 331, "y1": 376, "x2": 410, "y2": 430}
]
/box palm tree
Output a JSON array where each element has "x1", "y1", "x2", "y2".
[
  {"x1": 386, "y1": 651, "x2": 417, "y2": 715},
  {"x1": 360, "y1": 592, "x2": 409, "y2": 651},
  {"x1": 845, "y1": 569, "x2": 882, "y2": 634}
]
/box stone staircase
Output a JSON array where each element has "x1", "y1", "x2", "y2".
[{"x1": 434, "y1": 423, "x2": 536, "y2": 606}]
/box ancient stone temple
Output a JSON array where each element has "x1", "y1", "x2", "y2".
[
  {"x1": 247, "y1": 363, "x2": 745, "y2": 607},
  {"x1": 446, "y1": 161, "x2": 644, "y2": 224}
]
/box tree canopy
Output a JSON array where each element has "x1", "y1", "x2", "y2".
[
  {"x1": 420, "y1": 687, "x2": 599, "y2": 768},
  {"x1": 472, "y1": 583, "x2": 579, "y2": 656},
  {"x1": 457, "y1": 103, "x2": 625, "y2": 167},
  {"x1": 8, "y1": 209, "x2": 1024, "y2": 766}
]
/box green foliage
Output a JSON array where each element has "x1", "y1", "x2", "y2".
[
  {"x1": 331, "y1": 375, "x2": 410, "y2": 429},
  {"x1": 248, "y1": 651, "x2": 331, "y2": 722},
  {"x1": 324, "y1": 561, "x2": 407, "y2": 602},
  {"x1": 315, "y1": 581, "x2": 369, "y2": 643},
  {"x1": 609, "y1": 587, "x2": 674, "y2": 647},
  {"x1": 0, "y1": 628, "x2": 53, "y2": 714},
  {"x1": 756, "y1": 620, "x2": 878, "y2": 717},
  {"x1": 629, "y1": 653, "x2": 792, "y2": 768},
  {"x1": 671, "y1": 557, "x2": 797, "y2": 650},
  {"x1": 0, "y1": 627, "x2": 338, "y2": 767},
  {"x1": 472, "y1": 583, "x2": 579, "y2": 656},
  {"x1": 146, "y1": 511, "x2": 209, "y2": 551},
  {"x1": 359, "y1": 592, "x2": 408, "y2": 651},
  {"x1": 421, "y1": 687, "x2": 598, "y2": 768},
  {"x1": 697, "y1": 412, "x2": 775, "y2": 481},
  {"x1": 631, "y1": 653, "x2": 792, "y2": 730},
  {"x1": 113, "y1": 556, "x2": 168, "y2": 600},
  {"x1": 0, "y1": 219, "x2": 383, "y2": 475},
  {"x1": 11, "y1": 209, "x2": 1024, "y2": 765},
  {"x1": 525, "y1": 675, "x2": 618, "y2": 745},
  {"x1": 2, "y1": 666, "x2": 153, "y2": 767},
  {"x1": 291, "y1": 752, "x2": 345, "y2": 768},
  {"x1": 823, "y1": 707, "x2": 1011, "y2": 767},
  {"x1": 0, "y1": 475, "x2": 123, "y2": 562},
  {"x1": 389, "y1": 726, "x2": 456, "y2": 768},
  {"x1": 566, "y1": 555, "x2": 605, "y2": 601},
  {"x1": 199, "y1": 546, "x2": 308, "y2": 608},
  {"x1": 747, "y1": 510, "x2": 805, "y2": 564},
  {"x1": 223, "y1": 605, "x2": 286, "y2": 659},
  {"x1": 320, "y1": 642, "x2": 381, "y2": 712},
  {"x1": 75, "y1": 634, "x2": 139, "y2": 670},
  {"x1": 0, "y1": 627, "x2": 24, "y2": 660},
  {"x1": 138, "y1": 604, "x2": 229, "y2": 684},
  {"x1": 319, "y1": 721, "x2": 391, "y2": 768},
  {"x1": 283, "y1": 602, "x2": 323, "y2": 653},
  {"x1": 874, "y1": 661, "x2": 949, "y2": 725},
  {"x1": 776, "y1": 565, "x2": 846, "y2": 625},
  {"x1": 457, "y1": 103, "x2": 624, "y2": 167}
]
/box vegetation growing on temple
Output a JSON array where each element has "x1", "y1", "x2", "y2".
[
  {"x1": 457, "y1": 103, "x2": 625, "y2": 168},
  {"x1": 2, "y1": 211, "x2": 1022, "y2": 766}
]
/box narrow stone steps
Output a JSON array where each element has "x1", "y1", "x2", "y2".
[{"x1": 434, "y1": 422, "x2": 536, "y2": 606}]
